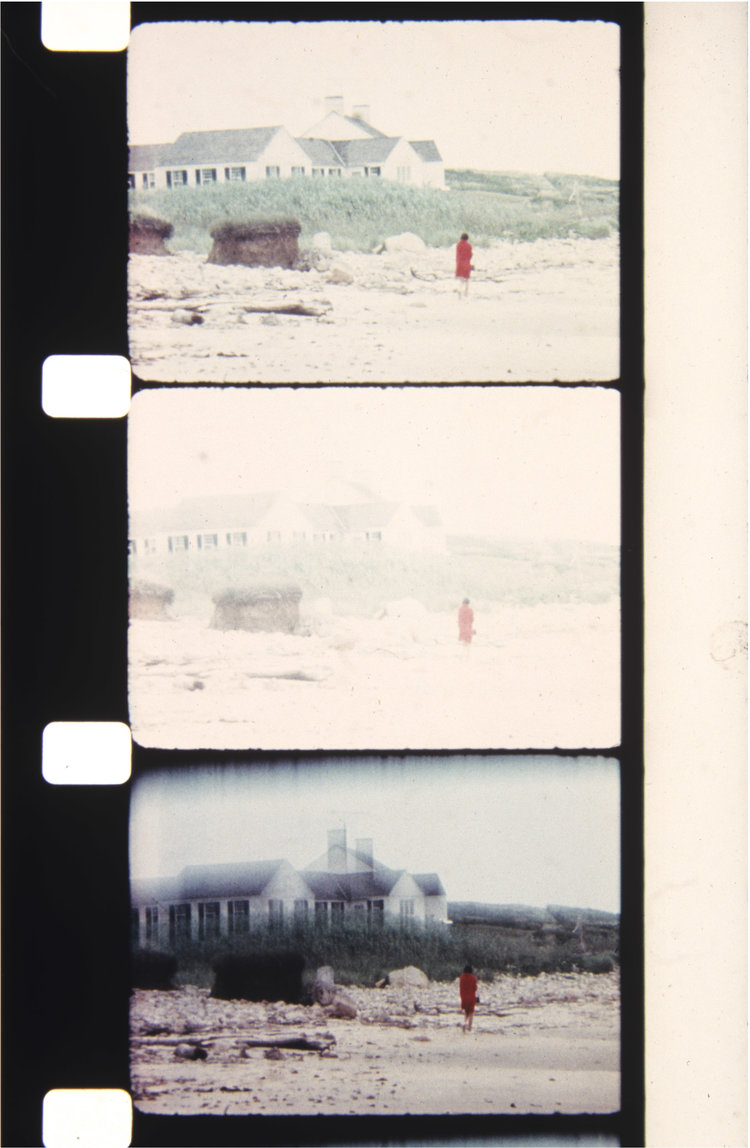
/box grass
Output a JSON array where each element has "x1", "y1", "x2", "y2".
[
  {"x1": 128, "y1": 168, "x2": 618, "y2": 254},
  {"x1": 132, "y1": 918, "x2": 619, "y2": 991},
  {"x1": 129, "y1": 538, "x2": 618, "y2": 623}
]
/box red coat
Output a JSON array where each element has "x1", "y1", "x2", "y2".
[
  {"x1": 455, "y1": 238, "x2": 473, "y2": 279},
  {"x1": 458, "y1": 603, "x2": 474, "y2": 643},
  {"x1": 460, "y1": 972, "x2": 478, "y2": 1009}
]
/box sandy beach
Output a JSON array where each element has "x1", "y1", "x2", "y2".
[
  {"x1": 128, "y1": 599, "x2": 620, "y2": 749},
  {"x1": 130, "y1": 971, "x2": 620, "y2": 1117},
  {"x1": 128, "y1": 236, "x2": 619, "y2": 384}
]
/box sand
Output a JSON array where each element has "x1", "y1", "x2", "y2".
[
  {"x1": 128, "y1": 599, "x2": 620, "y2": 749},
  {"x1": 130, "y1": 971, "x2": 620, "y2": 1117},
  {"x1": 128, "y1": 236, "x2": 619, "y2": 384}
]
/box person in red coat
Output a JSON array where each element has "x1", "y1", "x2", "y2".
[
  {"x1": 455, "y1": 232, "x2": 473, "y2": 296},
  {"x1": 459, "y1": 964, "x2": 479, "y2": 1031},
  {"x1": 458, "y1": 598, "x2": 475, "y2": 645}
]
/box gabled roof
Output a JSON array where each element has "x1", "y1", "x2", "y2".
[
  {"x1": 304, "y1": 869, "x2": 405, "y2": 900},
  {"x1": 410, "y1": 506, "x2": 443, "y2": 528},
  {"x1": 409, "y1": 140, "x2": 443, "y2": 163},
  {"x1": 175, "y1": 860, "x2": 291, "y2": 900},
  {"x1": 129, "y1": 143, "x2": 170, "y2": 171},
  {"x1": 295, "y1": 138, "x2": 345, "y2": 166},
  {"x1": 167, "y1": 126, "x2": 284, "y2": 165},
  {"x1": 130, "y1": 492, "x2": 279, "y2": 536},
  {"x1": 331, "y1": 137, "x2": 400, "y2": 165},
  {"x1": 339, "y1": 114, "x2": 388, "y2": 139},
  {"x1": 334, "y1": 502, "x2": 399, "y2": 531},
  {"x1": 296, "y1": 503, "x2": 346, "y2": 532},
  {"x1": 413, "y1": 873, "x2": 446, "y2": 897}
]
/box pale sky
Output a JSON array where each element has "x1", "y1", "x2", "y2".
[
  {"x1": 128, "y1": 386, "x2": 620, "y2": 546},
  {"x1": 130, "y1": 756, "x2": 620, "y2": 912},
  {"x1": 128, "y1": 20, "x2": 620, "y2": 179}
]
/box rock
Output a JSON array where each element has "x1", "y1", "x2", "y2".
[
  {"x1": 263, "y1": 1047, "x2": 284, "y2": 1060},
  {"x1": 327, "y1": 264, "x2": 354, "y2": 285},
  {"x1": 174, "y1": 1043, "x2": 208, "y2": 1060},
  {"x1": 171, "y1": 309, "x2": 204, "y2": 326},
  {"x1": 326, "y1": 992, "x2": 357, "y2": 1019},
  {"x1": 387, "y1": 966, "x2": 430, "y2": 989},
  {"x1": 313, "y1": 966, "x2": 336, "y2": 1006},
  {"x1": 312, "y1": 231, "x2": 332, "y2": 252},
  {"x1": 384, "y1": 232, "x2": 427, "y2": 254}
]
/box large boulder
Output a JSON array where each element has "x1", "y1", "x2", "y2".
[
  {"x1": 384, "y1": 232, "x2": 427, "y2": 254},
  {"x1": 129, "y1": 581, "x2": 174, "y2": 621},
  {"x1": 388, "y1": 966, "x2": 430, "y2": 989}
]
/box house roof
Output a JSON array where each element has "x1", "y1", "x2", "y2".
[
  {"x1": 331, "y1": 137, "x2": 400, "y2": 165},
  {"x1": 304, "y1": 868, "x2": 406, "y2": 900},
  {"x1": 129, "y1": 143, "x2": 170, "y2": 171},
  {"x1": 339, "y1": 114, "x2": 388, "y2": 139},
  {"x1": 175, "y1": 860, "x2": 291, "y2": 900},
  {"x1": 334, "y1": 502, "x2": 400, "y2": 531},
  {"x1": 167, "y1": 126, "x2": 284, "y2": 165},
  {"x1": 410, "y1": 505, "x2": 443, "y2": 528},
  {"x1": 413, "y1": 873, "x2": 446, "y2": 896},
  {"x1": 409, "y1": 140, "x2": 443, "y2": 163},
  {"x1": 296, "y1": 138, "x2": 345, "y2": 166},
  {"x1": 130, "y1": 492, "x2": 279, "y2": 536}
]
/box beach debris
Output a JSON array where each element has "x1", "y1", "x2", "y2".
[
  {"x1": 326, "y1": 264, "x2": 354, "y2": 285},
  {"x1": 174, "y1": 1042, "x2": 208, "y2": 1060},
  {"x1": 313, "y1": 966, "x2": 358, "y2": 1019},
  {"x1": 171, "y1": 308, "x2": 204, "y2": 325}
]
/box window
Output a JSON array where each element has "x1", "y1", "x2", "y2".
[
  {"x1": 365, "y1": 166, "x2": 381, "y2": 177},
  {"x1": 225, "y1": 166, "x2": 246, "y2": 182},
  {"x1": 127, "y1": 173, "x2": 136, "y2": 189},
  {"x1": 330, "y1": 902, "x2": 345, "y2": 924},
  {"x1": 315, "y1": 901, "x2": 328, "y2": 925},
  {"x1": 328, "y1": 168, "x2": 342, "y2": 178},
  {"x1": 197, "y1": 533, "x2": 218, "y2": 550},
  {"x1": 166, "y1": 169, "x2": 188, "y2": 188},
  {"x1": 292, "y1": 531, "x2": 306, "y2": 541},
  {"x1": 366, "y1": 531, "x2": 382, "y2": 542},
  {"x1": 196, "y1": 168, "x2": 217, "y2": 185},
  {"x1": 168, "y1": 535, "x2": 189, "y2": 552},
  {"x1": 294, "y1": 899, "x2": 309, "y2": 924},
  {"x1": 368, "y1": 899, "x2": 385, "y2": 926},
  {"x1": 266, "y1": 531, "x2": 281, "y2": 543},
  {"x1": 291, "y1": 166, "x2": 305, "y2": 176},
  {"x1": 142, "y1": 172, "x2": 155, "y2": 190},
  {"x1": 228, "y1": 900, "x2": 250, "y2": 936},
  {"x1": 268, "y1": 899, "x2": 284, "y2": 927},
  {"x1": 399, "y1": 899, "x2": 415, "y2": 923},
  {"x1": 265, "y1": 165, "x2": 280, "y2": 179},
  {"x1": 128, "y1": 540, "x2": 137, "y2": 556},
  {"x1": 226, "y1": 532, "x2": 248, "y2": 546},
  {"x1": 397, "y1": 166, "x2": 411, "y2": 183},
  {"x1": 352, "y1": 903, "x2": 366, "y2": 916},
  {"x1": 145, "y1": 906, "x2": 159, "y2": 942},
  {"x1": 312, "y1": 168, "x2": 325, "y2": 177},
  {"x1": 143, "y1": 538, "x2": 157, "y2": 554},
  {"x1": 169, "y1": 904, "x2": 191, "y2": 942},
  {"x1": 198, "y1": 901, "x2": 221, "y2": 941}
]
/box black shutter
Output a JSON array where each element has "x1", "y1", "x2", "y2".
[
  {"x1": 166, "y1": 171, "x2": 172, "y2": 188},
  {"x1": 195, "y1": 169, "x2": 201, "y2": 185},
  {"x1": 225, "y1": 167, "x2": 230, "y2": 180}
]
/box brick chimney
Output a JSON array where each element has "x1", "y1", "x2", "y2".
[
  {"x1": 324, "y1": 95, "x2": 344, "y2": 116},
  {"x1": 352, "y1": 104, "x2": 370, "y2": 123},
  {"x1": 327, "y1": 827, "x2": 347, "y2": 870},
  {"x1": 356, "y1": 838, "x2": 374, "y2": 868}
]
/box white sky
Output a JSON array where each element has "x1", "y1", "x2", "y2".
[
  {"x1": 128, "y1": 20, "x2": 620, "y2": 179},
  {"x1": 128, "y1": 386, "x2": 620, "y2": 546},
  {"x1": 130, "y1": 756, "x2": 620, "y2": 912}
]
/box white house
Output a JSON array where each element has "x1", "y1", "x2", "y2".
[
  {"x1": 128, "y1": 492, "x2": 447, "y2": 557},
  {"x1": 131, "y1": 828, "x2": 447, "y2": 947},
  {"x1": 128, "y1": 98, "x2": 445, "y2": 190}
]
